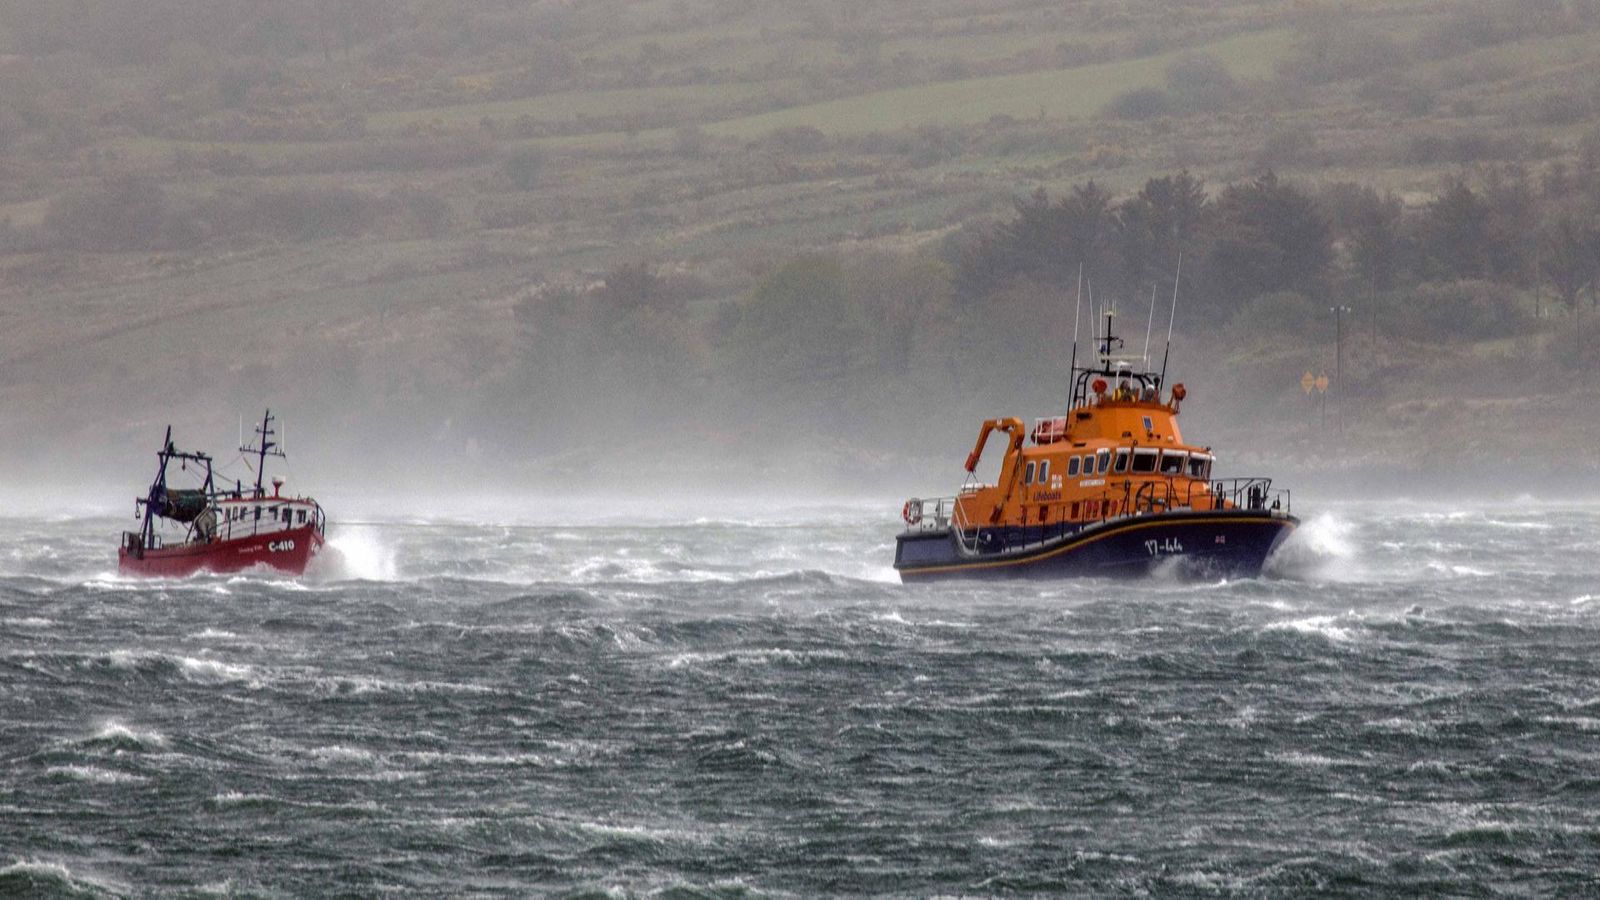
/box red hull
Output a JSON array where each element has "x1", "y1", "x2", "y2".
[{"x1": 118, "y1": 523, "x2": 323, "y2": 578}]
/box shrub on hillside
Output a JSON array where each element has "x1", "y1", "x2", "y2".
[
  {"x1": 1228, "y1": 291, "x2": 1319, "y2": 337},
  {"x1": 1278, "y1": 20, "x2": 1401, "y2": 85},
  {"x1": 1390, "y1": 280, "x2": 1530, "y2": 341},
  {"x1": 1165, "y1": 54, "x2": 1239, "y2": 112},
  {"x1": 293, "y1": 135, "x2": 495, "y2": 173},
  {"x1": 766, "y1": 125, "x2": 829, "y2": 154},
  {"x1": 1101, "y1": 87, "x2": 1170, "y2": 120},
  {"x1": 501, "y1": 147, "x2": 548, "y2": 189},
  {"x1": 1546, "y1": 319, "x2": 1600, "y2": 372},
  {"x1": 238, "y1": 187, "x2": 379, "y2": 241},
  {"x1": 43, "y1": 176, "x2": 170, "y2": 252}
]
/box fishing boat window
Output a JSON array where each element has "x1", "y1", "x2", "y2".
[
  {"x1": 1067, "y1": 457, "x2": 1080, "y2": 477},
  {"x1": 1131, "y1": 449, "x2": 1158, "y2": 473},
  {"x1": 1114, "y1": 449, "x2": 1130, "y2": 474},
  {"x1": 1025, "y1": 461, "x2": 1036, "y2": 484},
  {"x1": 1097, "y1": 449, "x2": 1111, "y2": 474},
  {"x1": 299, "y1": 510, "x2": 307, "y2": 525},
  {"x1": 254, "y1": 506, "x2": 262, "y2": 521},
  {"x1": 1187, "y1": 455, "x2": 1212, "y2": 479},
  {"x1": 1160, "y1": 451, "x2": 1187, "y2": 476}
]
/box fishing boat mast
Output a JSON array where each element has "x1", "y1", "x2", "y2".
[
  {"x1": 240, "y1": 409, "x2": 286, "y2": 499},
  {"x1": 135, "y1": 426, "x2": 216, "y2": 549}
]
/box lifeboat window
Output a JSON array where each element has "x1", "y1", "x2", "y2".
[
  {"x1": 254, "y1": 506, "x2": 262, "y2": 521},
  {"x1": 1067, "y1": 457, "x2": 1080, "y2": 477},
  {"x1": 1131, "y1": 449, "x2": 1158, "y2": 473},
  {"x1": 1025, "y1": 461, "x2": 1036, "y2": 484},
  {"x1": 1114, "y1": 449, "x2": 1130, "y2": 474},
  {"x1": 1142, "y1": 416, "x2": 1154, "y2": 433},
  {"x1": 1096, "y1": 450, "x2": 1110, "y2": 474},
  {"x1": 1160, "y1": 452, "x2": 1187, "y2": 476},
  {"x1": 298, "y1": 510, "x2": 307, "y2": 525},
  {"x1": 1039, "y1": 461, "x2": 1051, "y2": 484},
  {"x1": 1188, "y1": 455, "x2": 1212, "y2": 479}
]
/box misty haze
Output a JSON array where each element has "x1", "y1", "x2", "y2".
[{"x1": 3, "y1": 1, "x2": 1600, "y2": 895}]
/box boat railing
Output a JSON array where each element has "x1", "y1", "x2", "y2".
[
  {"x1": 1129, "y1": 477, "x2": 1289, "y2": 516},
  {"x1": 904, "y1": 496, "x2": 958, "y2": 532}
]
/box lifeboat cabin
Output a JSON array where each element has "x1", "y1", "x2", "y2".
[{"x1": 895, "y1": 317, "x2": 1296, "y2": 580}]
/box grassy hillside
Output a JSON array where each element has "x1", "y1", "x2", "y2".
[{"x1": 0, "y1": 0, "x2": 1598, "y2": 486}]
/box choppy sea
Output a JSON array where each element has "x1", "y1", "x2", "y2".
[{"x1": 3, "y1": 502, "x2": 1600, "y2": 896}]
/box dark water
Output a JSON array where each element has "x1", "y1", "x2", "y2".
[{"x1": 4, "y1": 504, "x2": 1600, "y2": 896}]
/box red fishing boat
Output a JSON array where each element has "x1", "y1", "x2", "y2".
[{"x1": 119, "y1": 410, "x2": 326, "y2": 577}]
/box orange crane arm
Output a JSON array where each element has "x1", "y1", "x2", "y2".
[
  {"x1": 963, "y1": 417, "x2": 1027, "y2": 523},
  {"x1": 964, "y1": 417, "x2": 1026, "y2": 472}
]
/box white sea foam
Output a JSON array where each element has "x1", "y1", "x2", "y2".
[
  {"x1": 394, "y1": 750, "x2": 548, "y2": 768},
  {"x1": 312, "y1": 524, "x2": 398, "y2": 581},
  {"x1": 666, "y1": 648, "x2": 843, "y2": 668},
  {"x1": 177, "y1": 656, "x2": 255, "y2": 684},
  {"x1": 1537, "y1": 715, "x2": 1600, "y2": 731},
  {"x1": 8, "y1": 616, "x2": 54, "y2": 629},
  {"x1": 210, "y1": 791, "x2": 272, "y2": 805},
  {"x1": 45, "y1": 765, "x2": 148, "y2": 784},
  {"x1": 1268, "y1": 750, "x2": 1366, "y2": 768},
  {"x1": 1265, "y1": 513, "x2": 1358, "y2": 580},
  {"x1": 1265, "y1": 615, "x2": 1356, "y2": 642},
  {"x1": 0, "y1": 859, "x2": 127, "y2": 895},
  {"x1": 91, "y1": 719, "x2": 167, "y2": 747},
  {"x1": 308, "y1": 745, "x2": 378, "y2": 764},
  {"x1": 315, "y1": 675, "x2": 498, "y2": 697}
]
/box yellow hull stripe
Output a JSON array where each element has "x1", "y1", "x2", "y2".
[{"x1": 900, "y1": 515, "x2": 1297, "y2": 576}]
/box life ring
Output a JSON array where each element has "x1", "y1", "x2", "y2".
[{"x1": 902, "y1": 499, "x2": 923, "y2": 525}]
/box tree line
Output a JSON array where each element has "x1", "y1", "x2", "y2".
[
  {"x1": 950, "y1": 164, "x2": 1600, "y2": 322},
  {"x1": 501, "y1": 162, "x2": 1600, "y2": 452}
]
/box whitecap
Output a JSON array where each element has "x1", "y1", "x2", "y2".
[
  {"x1": 4, "y1": 617, "x2": 53, "y2": 629},
  {"x1": 308, "y1": 745, "x2": 377, "y2": 764},
  {"x1": 45, "y1": 765, "x2": 148, "y2": 784},
  {"x1": 177, "y1": 656, "x2": 255, "y2": 685},
  {"x1": 90, "y1": 720, "x2": 166, "y2": 748},
  {"x1": 1268, "y1": 750, "x2": 1367, "y2": 768},
  {"x1": 1264, "y1": 615, "x2": 1356, "y2": 642},
  {"x1": 1266, "y1": 513, "x2": 1359, "y2": 580}
]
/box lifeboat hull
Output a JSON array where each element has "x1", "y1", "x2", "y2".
[
  {"x1": 118, "y1": 523, "x2": 323, "y2": 578},
  {"x1": 895, "y1": 509, "x2": 1296, "y2": 581}
]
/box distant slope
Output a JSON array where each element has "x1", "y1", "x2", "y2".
[{"x1": 704, "y1": 29, "x2": 1292, "y2": 137}]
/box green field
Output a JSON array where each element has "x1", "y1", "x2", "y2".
[{"x1": 705, "y1": 30, "x2": 1292, "y2": 137}]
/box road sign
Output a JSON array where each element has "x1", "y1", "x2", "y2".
[{"x1": 1301, "y1": 371, "x2": 1315, "y2": 394}]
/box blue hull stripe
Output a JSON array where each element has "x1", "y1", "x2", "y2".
[{"x1": 896, "y1": 511, "x2": 1297, "y2": 580}]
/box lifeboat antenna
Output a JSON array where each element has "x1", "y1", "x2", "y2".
[
  {"x1": 1068, "y1": 262, "x2": 1083, "y2": 377},
  {"x1": 1142, "y1": 282, "x2": 1157, "y2": 367},
  {"x1": 1158, "y1": 253, "x2": 1182, "y2": 388}
]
